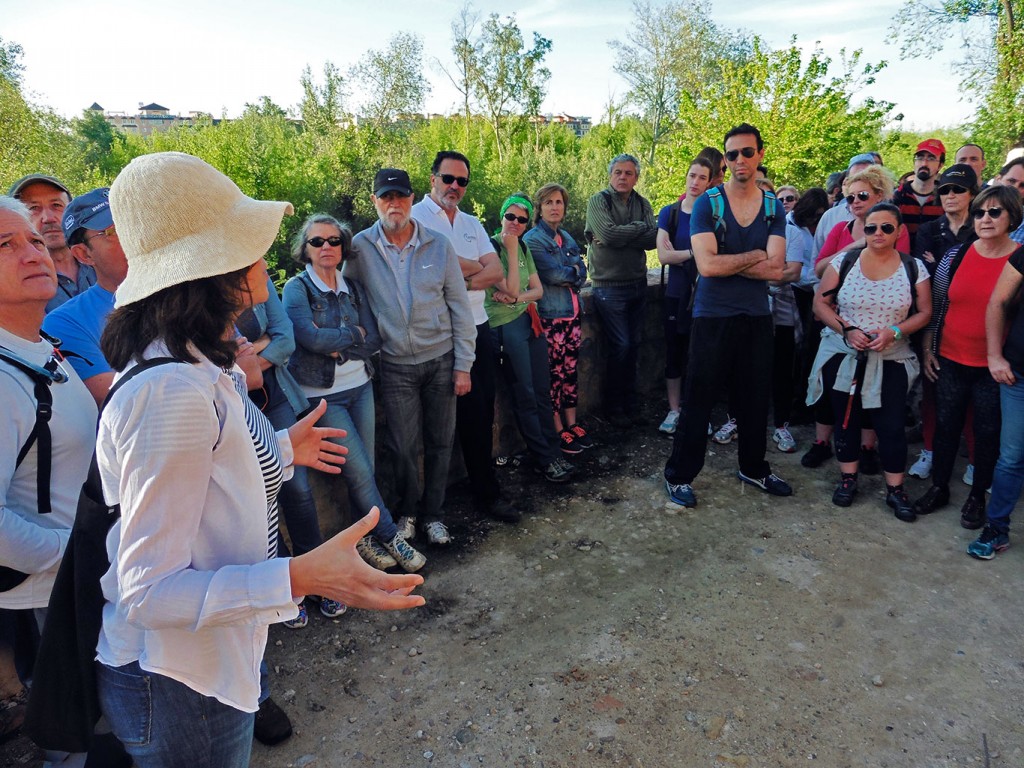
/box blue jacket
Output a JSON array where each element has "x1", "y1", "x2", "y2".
[
  {"x1": 282, "y1": 270, "x2": 381, "y2": 390},
  {"x1": 522, "y1": 220, "x2": 587, "y2": 319}
]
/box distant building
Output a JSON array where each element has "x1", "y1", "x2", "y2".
[
  {"x1": 88, "y1": 102, "x2": 218, "y2": 137},
  {"x1": 530, "y1": 113, "x2": 592, "y2": 138}
]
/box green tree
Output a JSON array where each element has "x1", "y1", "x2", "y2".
[
  {"x1": 72, "y1": 108, "x2": 125, "y2": 178},
  {"x1": 609, "y1": 0, "x2": 751, "y2": 167},
  {"x1": 439, "y1": 2, "x2": 481, "y2": 146},
  {"x1": 300, "y1": 62, "x2": 347, "y2": 137},
  {"x1": 0, "y1": 36, "x2": 24, "y2": 85},
  {"x1": 350, "y1": 32, "x2": 430, "y2": 131}
]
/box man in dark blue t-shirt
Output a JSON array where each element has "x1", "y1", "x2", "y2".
[{"x1": 663, "y1": 123, "x2": 793, "y2": 507}]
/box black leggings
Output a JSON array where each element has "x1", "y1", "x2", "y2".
[
  {"x1": 932, "y1": 356, "x2": 1000, "y2": 495},
  {"x1": 772, "y1": 325, "x2": 796, "y2": 426},
  {"x1": 821, "y1": 354, "x2": 908, "y2": 473}
]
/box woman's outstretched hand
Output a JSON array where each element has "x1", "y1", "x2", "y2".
[
  {"x1": 289, "y1": 507, "x2": 426, "y2": 611},
  {"x1": 288, "y1": 399, "x2": 347, "y2": 473}
]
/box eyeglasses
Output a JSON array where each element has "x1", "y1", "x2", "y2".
[
  {"x1": 439, "y1": 174, "x2": 470, "y2": 187},
  {"x1": 914, "y1": 152, "x2": 938, "y2": 161},
  {"x1": 845, "y1": 191, "x2": 872, "y2": 204},
  {"x1": 779, "y1": 195, "x2": 797, "y2": 203},
  {"x1": 863, "y1": 223, "x2": 897, "y2": 235},
  {"x1": 724, "y1": 147, "x2": 757, "y2": 162},
  {"x1": 84, "y1": 225, "x2": 117, "y2": 242},
  {"x1": 503, "y1": 212, "x2": 529, "y2": 224},
  {"x1": 306, "y1": 236, "x2": 343, "y2": 248},
  {"x1": 938, "y1": 185, "x2": 968, "y2": 196},
  {"x1": 972, "y1": 207, "x2": 1004, "y2": 220}
]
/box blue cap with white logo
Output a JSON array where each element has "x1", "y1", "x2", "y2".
[{"x1": 62, "y1": 187, "x2": 113, "y2": 241}]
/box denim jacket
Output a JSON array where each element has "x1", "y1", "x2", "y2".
[
  {"x1": 282, "y1": 270, "x2": 381, "y2": 389},
  {"x1": 522, "y1": 220, "x2": 587, "y2": 319},
  {"x1": 234, "y1": 277, "x2": 309, "y2": 417}
]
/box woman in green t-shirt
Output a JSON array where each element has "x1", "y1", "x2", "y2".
[{"x1": 486, "y1": 194, "x2": 574, "y2": 484}]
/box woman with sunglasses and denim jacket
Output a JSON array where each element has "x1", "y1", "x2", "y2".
[
  {"x1": 486, "y1": 194, "x2": 574, "y2": 484},
  {"x1": 282, "y1": 214, "x2": 426, "y2": 574},
  {"x1": 911, "y1": 186, "x2": 1024, "y2": 529},
  {"x1": 809, "y1": 203, "x2": 932, "y2": 521},
  {"x1": 814, "y1": 166, "x2": 909, "y2": 278}
]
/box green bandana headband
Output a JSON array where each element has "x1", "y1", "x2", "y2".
[{"x1": 500, "y1": 194, "x2": 534, "y2": 222}]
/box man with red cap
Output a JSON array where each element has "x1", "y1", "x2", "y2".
[{"x1": 892, "y1": 139, "x2": 946, "y2": 251}]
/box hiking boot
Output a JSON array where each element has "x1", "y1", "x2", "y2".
[
  {"x1": 483, "y1": 496, "x2": 521, "y2": 524},
  {"x1": 254, "y1": 697, "x2": 293, "y2": 746},
  {"x1": 356, "y1": 535, "x2": 397, "y2": 570},
  {"x1": 424, "y1": 520, "x2": 452, "y2": 545},
  {"x1": 282, "y1": 601, "x2": 308, "y2": 629},
  {"x1": 712, "y1": 418, "x2": 738, "y2": 444},
  {"x1": 831, "y1": 475, "x2": 858, "y2": 507},
  {"x1": 541, "y1": 460, "x2": 573, "y2": 483},
  {"x1": 908, "y1": 449, "x2": 932, "y2": 479},
  {"x1": 559, "y1": 429, "x2": 584, "y2": 455},
  {"x1": 967, "y1": 526, "x2": 1010, "y2": 560},
  {"x1": 801, "y1": 440, "x2": 833, "y2": 468},
  {"x1": 665, "y1": 480, "x2": 697, "y2": 508},
  {"x1": 319, "y1": 597, "x2": 346, "y2": 618},
  {"x1": 659, "y1": 410, "x2": 680, "y2": 435},
  {"x1": 383, "y1": 533, "x2": 427, "y2": 572},
  {"x1": 911, "y1": 485, "x2": 950, "y2": 516},
  {"x1": 772, "y1": 424, "x2": 797, "y2": 453},
  {"x1": 737, "y1": 471, "x2": 793, "y2": 496},
  {"x1": 859, "y1": 446, "x2": 881, "y2": 475},
  {"x1": 568, "y1": 422, "x2": 594, "y2": 449},
  {"x1": 959, "y1": 495, "x2": 986, "y2": 530},
  {"x1": 397, "y1": 516, "x2": 416, "y2": 541},
  {"x1": 886, "y1": 487, "x2": 916, "y2": 522}
]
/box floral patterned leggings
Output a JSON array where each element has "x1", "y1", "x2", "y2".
[{"x1": 540, "y1": 313, "x2": 582, "y2": 414}]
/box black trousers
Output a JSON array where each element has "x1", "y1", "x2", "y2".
[
  {"x1": 456, "y1": 322, "x2": 501, "y2": 506},
  {"x1": 932, "y1": 356, "x2": 1000, "y2": 495},
  {"x1": 665, "y1": 315, "x2": 774, "y2": 484}
]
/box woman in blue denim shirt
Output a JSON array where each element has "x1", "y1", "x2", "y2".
[
  {"x1": 522, "y1": 183, "x2": 592, "y2": 455},
  {"x1": 282, "y1": 214, "x2": 425, "y2": 575}
]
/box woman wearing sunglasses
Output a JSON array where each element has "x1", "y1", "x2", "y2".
[
  {"x1": 282, "y1": 215, "x2": 426, "y2": 573},
  {"x1": 814, "y1": 166, "x2": 909, "y2": 278},
  {"x1": 487, "y1": 194, "x2": 573, "y2": 483},
  {"x1": 809, "y1": 203, "x2": 932, "y2": 520},
  {"x1": 777, "y1": 185, "x2": 800, "y2": 215},
  {"x1": 912, "y1": 186, "x2": 1024, "y2": 529}
]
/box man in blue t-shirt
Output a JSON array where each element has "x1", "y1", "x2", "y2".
[
  {"x1": 663, "y1": 123, "x2": 793, "y2": 507},
  {"x1": 42, "y1": 188, "x2": 125, "y2": 405}
]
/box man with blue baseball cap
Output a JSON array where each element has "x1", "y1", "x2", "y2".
[{"x1": 42, "y1": 188, "x2": 127, "y2": 405}]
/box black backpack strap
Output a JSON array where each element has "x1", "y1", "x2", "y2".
[{"x1": 821, "y1": 247, "x2": 864, "y2": 303}]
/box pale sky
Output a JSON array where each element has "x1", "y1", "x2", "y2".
[{"x1": 4, "y1": 0, "x2": 975, "y2": 130}]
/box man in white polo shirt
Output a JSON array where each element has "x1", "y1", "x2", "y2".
[{"x1": 411, "y1": 151, "x2": 521, "y2": 524}]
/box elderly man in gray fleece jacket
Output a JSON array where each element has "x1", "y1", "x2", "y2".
[{"x1": 347, "y1": 168, "x2": 476, "y2": 546}]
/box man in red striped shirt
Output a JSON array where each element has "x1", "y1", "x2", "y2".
[{"x1": 892, "y1": 139, "x2": 946, "y2": 251}]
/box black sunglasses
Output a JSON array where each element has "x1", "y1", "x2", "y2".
[
  {"x1": 972, "y1": 206, "x2": 1004, "y2": 220},
  {"x1": 440, "y1": 173, "x2": 470, "y2": 187},
  {"x1": 724, "y1": 147, "x2": 757, "y2": 161},
  {"x1": 938, "y1": 185, "x2": 968, "y2": 196},
  {"x1": 503, "y1": 212, "x2": 529, "y2": 225},
  {"x1": 845, "y1": 191, "x2": 872, "y2": 204},
  {"x1": 863, "y1": 223, "x2": 897, "y2": 235},
  {"x1": 779, "y1": 195, "x2": 797, "y2": 203},
  {"x1": 307, "y1": 236, "x2": 343, "y2": 248}
]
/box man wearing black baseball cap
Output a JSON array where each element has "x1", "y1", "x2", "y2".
[{"x1": 8, "y1": 175, "x2": 96, "y2": 312}]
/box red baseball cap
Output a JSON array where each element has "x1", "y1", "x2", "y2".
[{"x1": 915, "y1": 139, "x2": 946, "y2": 159}]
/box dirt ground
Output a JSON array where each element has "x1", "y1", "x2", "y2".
[{"x1": 4, "y1": 410, "x2": 1023, "y2": 767}]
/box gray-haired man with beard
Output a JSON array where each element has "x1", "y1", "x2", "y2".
[{"x1": 348, "y1": 168, "x2": 476, "y2": 546}]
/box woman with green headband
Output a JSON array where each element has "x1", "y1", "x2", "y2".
[{"x1": 486, "y1": 194, "x2": 575, "y2": 483}]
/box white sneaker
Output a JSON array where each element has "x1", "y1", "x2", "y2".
[
  {"x1": 356, "y1": 536, "x2": 397, "y2": 570},
  {"x1": 908, "y1": 449, "x2": 933, "y2": 479},
  {"x1": 397, "y1": 516, "x2": 416, "y2": 541},
  {"x1": 712, "y1": 417, "x2": 738, "y2": 444},
  {"x1": 962, "y1": 463, "x2": 974, "y2": 486},
  {"x1": 382, "y1": 533, "x2": 426, "y2": 573},
  {"x1": 424, "y1": 521, "x2": 452, "y2": 545},
  {"x1": 659, "y1": 410, "x2": 680, "y2": 435},
  {"x1": 772, "y1": 424, "x2": 797, "y2": 453}
]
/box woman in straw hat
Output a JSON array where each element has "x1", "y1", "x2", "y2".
[{"x1": 94, "y1": 152, "x2": 424, "y2": 767}]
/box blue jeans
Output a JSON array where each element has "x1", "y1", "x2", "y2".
[
  {"x1": 592, "y1": 281, "x2": 647, "y2": 413},
  {"x1": 313, "y1": 381, "x2": 398, "y2": 541},
  {"x1": 492, "y1": 313, "x2": 560, "y2": 466},
  {"x1": 986, "y1": 374, "x2": 1024, "y2": 534},
  {"x1": 97, "y1": 661, "x2": 253, "y2": 768},
  {"x1": 379, "y1": 352, "x2": 457, "y2": 523}
]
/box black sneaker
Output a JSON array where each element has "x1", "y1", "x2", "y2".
[
  {"x1": 559, "y1": 429, "x2": 584, "y2": 455},
  {"x1": 254, "y1": 697, "x2": 293, "y2": 746},
  {"x1": 831, "y1": 475, "x2": 858, "y2": 507},
  {"x1": 911, "y1": 485, "x2": 950, "y2": 516},
  {"x1": 737, "y1": 471, "x2": 793, "y2": 496},
  {"x1": 886, "y1": 487, "x2": 916, "y2": 523},
  {"x1": 959, "y1": 495, "x2": 986, "y2": 530},
  {"x1": 567, "y1": 422, "x2": 595, "y2": 449},
  {"x1": 859, "y1": 446, "x2": 881, "y2": 475},
  {"x1": 801, "y1": 440, "x2": 833, "y2": 468}
]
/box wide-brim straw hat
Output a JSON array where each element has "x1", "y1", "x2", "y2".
[{"x1": 110, "y1": 152, "x2": 294, "y2": 307}]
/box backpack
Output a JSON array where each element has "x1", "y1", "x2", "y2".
[
  {"x1": 23, "y1": 356, "x2": 183, "y2": 754},
  {"x1": 822, "y1": 247, "x2": 921, "y2": 319},
  {"x1": 706, "y1": 185, "x2": 777, "y2": 249}
]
